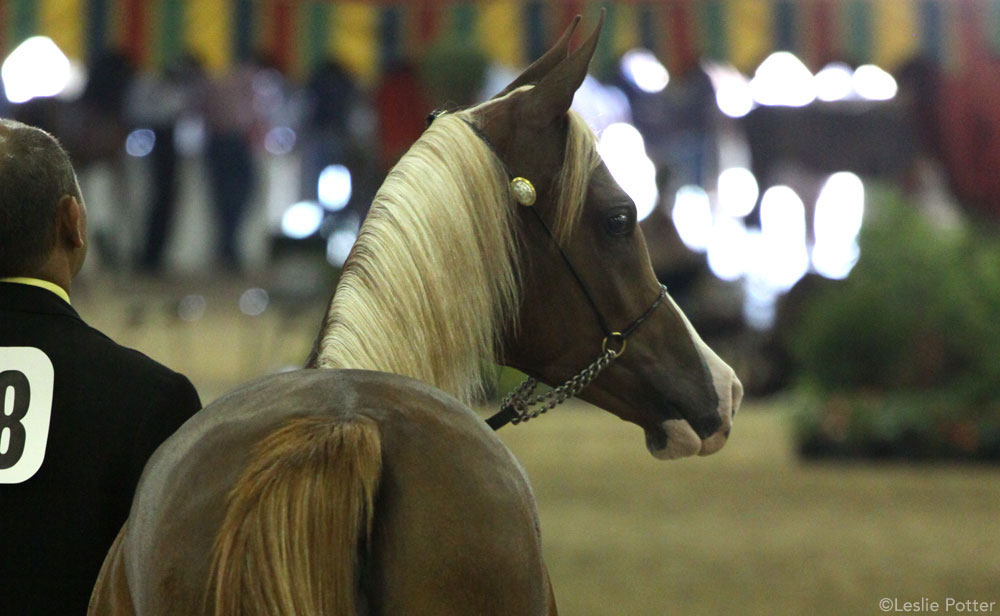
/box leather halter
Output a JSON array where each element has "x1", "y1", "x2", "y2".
[{"x1": 427, "y1": 109, "x2": 668, "y2": 430}]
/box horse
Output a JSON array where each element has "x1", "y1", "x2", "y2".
[{"x1": 89, "y1": 14, "x2": 742, "y2": 616}]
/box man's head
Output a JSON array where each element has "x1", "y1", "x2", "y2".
[{"x1": 0, "y1": 119, "x2": 87, "y2": 281}]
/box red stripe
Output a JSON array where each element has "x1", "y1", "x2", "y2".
[
  {"x1": 122, "y1": 0, "x2": 147, "y2": 66},
  {"x1": 808, "y1": 0, "x2": 836, "y2": 69},
  {"x1": 417, "y1": 1, "x2": 439, "y2": 43},
  {"x1": 666, "y1": 0, "x2": 696, "y2": 75},
  {"x1": 956, "y1": 0, "x2": 987, "y2": 66},
  {"x1": 272, "y1": 0, "x2": 294, "y2": 74},
  {"x1": 561, "y1": 0, "x2": 582, "y2": 44}
]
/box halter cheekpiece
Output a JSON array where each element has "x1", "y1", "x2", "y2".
[{"x1": 427, "y1": 108, "x2": 669, "y2": 431}]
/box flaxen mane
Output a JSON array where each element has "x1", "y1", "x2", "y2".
[
  {"x1": 312, "y1": 101, "x2": 601, "y2": 404},
  {"x1": 209, "y1": 105, "x2": 601, "y2": 614}
]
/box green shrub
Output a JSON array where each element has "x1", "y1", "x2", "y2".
[{"x1": 788, "y1": 188, "x2": 1000, "y2": 460}]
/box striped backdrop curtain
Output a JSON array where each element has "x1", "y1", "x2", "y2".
[{"x1": 1, "y1": 0, "x2": 998, "y2": 85}]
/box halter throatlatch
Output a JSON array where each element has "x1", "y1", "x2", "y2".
[{"x1": 428, "y1": 109, "x2": 669, "y2": 430}]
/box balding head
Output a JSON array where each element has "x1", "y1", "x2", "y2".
[{"x1": 0, "y1": 118, "x2": 83, "y2": 277}]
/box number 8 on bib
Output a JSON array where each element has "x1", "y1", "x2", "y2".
[{"x1": 0, "y1": 347, "x2": 54, "y2": 484}]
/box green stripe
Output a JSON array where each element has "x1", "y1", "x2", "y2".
[
  {"x1": 159, "y1": 0, "x2": 184, "y2": 68},
  {"x1": 988, "y1": 0, "x2": 1000, "y2": 56},
  {"x1": 844, "y1": 0, "x2": 872, "y2": 63},
  {"x1": 306, "y1": 2, "x2": 331, "y2": 70},
  {"x1": 700, "y1": 0, "x2": 727, "y2": 61},
  {"x1": 451, "y1": 3, "x2": 476, "y2": 44},
  {"x1": 12, "y1": 0, "x2": 37, "y2": 43},
  {"x1": 1, "y1": 0, "x2": 10, "y2": 54},
  {"x1": 593, "y1": 1, "x2": 617, "y2": 80}
]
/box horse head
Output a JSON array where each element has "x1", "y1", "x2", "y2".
[{"x1": 469, "y1": 13, "x2": 743, "y2": 459}]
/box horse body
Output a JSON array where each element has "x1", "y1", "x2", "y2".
[
  {"x1": 93, "y1": 370, "x2": 551, "y2": 615},
  {"x1": 91, "y1": 14, "x2": 741, "y2": 614}
]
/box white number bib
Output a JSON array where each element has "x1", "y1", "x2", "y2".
[{"x1": 0, "y1": 347, "x2": 54, "y2": 484}]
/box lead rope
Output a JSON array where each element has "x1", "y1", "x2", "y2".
[
  {"x1": 486, "y1": 285, "x2": 666, "y2": 430},
  {"x1": 487, "y1": 340, "x2": 621, "y2": 430}
]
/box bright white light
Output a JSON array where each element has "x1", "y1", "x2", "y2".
[
  {"x1": 813, "y1": 171, "x2": 865, "y2": 279},
  {"x1": 620, "y1": 48, "x2": 669, "y2": 94},
  {"x1": 707, "y1": 216, "x2": 749, "y2": 281},
  {"x1": 125, "y1": 129, "x2": 155, "y2": 157},
  {"x1": 264, "y1": 126, "x2": 296, "y2": 155},
  {"x1": 281, "y1": 201, "x2": 323, "y2": 239},
  {"x1": 318, "y1": 164, "x2": 352, "y2": 212},
  {"x1": 812, "y1": 240, "x2": 860, "y2": 280},
  {"x1": 815, "y1": 62, "x2": 855, "y2": 102},
  {"x1": 717, "y1": 167, "x2": 759, "y2": 218},
  {"x1": 853, "y1": 64, "x2": 897, "y2": 101},
  {"x1": 326, "y1": 229, "x2": 358, "y2": 266},
  {"x1": 598, "y1": 123, "x2": 658, "y2": 221},
  {"x1": 57, "y1": 59, "x2": 87, "y2": 101},
  {"x1": 758, "y1": 185, "x2": 809, "y2": 291},
  {"x1": 704, "y1": 62, "x2": 754, "y2": 118},
  {"x1": 814, "y1": 172, "x2": 865, "y2": 242},
  {"x1": 1, "y1": 37, "x2": 72, "y2": 103},
  {"x1": 671, "y1": 185, "x2": 713, "y2": 252},
  {"x1": 761, "y1": 186, "x2": 807, "y2": 242},
  {"x1": 716, "y1": 82, "x2": 754, "y2": 118},
  {"x1": 750, "y1": 51, "x2": 816, "y2": 107}
]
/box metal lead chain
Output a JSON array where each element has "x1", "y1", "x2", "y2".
[{"x1": 500, "y1": 348, "x2": 618, "y2": 425}]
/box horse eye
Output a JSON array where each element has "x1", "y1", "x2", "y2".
[{"x1": 604, "y1": 211, "x2": 632, "y2": 236}]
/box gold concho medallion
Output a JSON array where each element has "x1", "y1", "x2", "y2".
[{"x1": 510, "y1": 177, "x2": 537, "y2": 206}]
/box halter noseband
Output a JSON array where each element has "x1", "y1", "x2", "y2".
[{"x1": 427, "y1": 109, "x2": 668, "y2": 430}]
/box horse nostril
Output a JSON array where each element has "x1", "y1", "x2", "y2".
[{"x1": 724, "y1": 429, "x2": 731, "y2": 439}]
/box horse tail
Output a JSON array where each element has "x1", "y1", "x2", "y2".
[
  {"x1": 89, "y1": 524, "x2": 135, "y2": 615},
  {"x1": 209, "y1": 414, "x2": 382, "y2": 616}
]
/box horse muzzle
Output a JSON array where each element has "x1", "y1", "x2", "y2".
[{"x1": 645, "y1": 355, "x2": 743, "y2": 461}]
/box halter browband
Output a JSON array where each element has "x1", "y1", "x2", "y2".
[{"x1": 427, "y1": 109, "x2": 668, "y2": 430}]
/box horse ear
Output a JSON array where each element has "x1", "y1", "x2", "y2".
[
  {"x1": 520, "y1": 9, "x2": 604, "y2": 126},
  {"x1": 493, "y1": 15, "x2": 581, "y2": 99}
]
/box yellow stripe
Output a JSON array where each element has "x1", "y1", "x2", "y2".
[
  {"x1": 1, "y1": 277, "x2": 71, "y2": 304},
  {"x1": 478, "y1": 1, "x2": 523, "y2": 68},
  {"x1": 873, "y1": 0, "x2": 919, "y2": 70},
  {"x1": 186, "y1": 0, "x2": 231, "y2": 74},
  {"x1": 40, "y1": 0, "x2": 83, "y2": 60},
  {"x1": 728, "y1": 0, "x2": 772, "y2": 73},
  {"x1": 611, "y1": 4, "x2": 640, "y2": 58},
  {"x1": 331, "y1": 2, "x2": 378, "y2": 87}
]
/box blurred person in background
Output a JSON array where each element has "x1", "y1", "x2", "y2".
[
  {"x1": 74, "y1": 49, "x2": 136, "y2": 269},
  {"x1": 301, "y1": 58, "x2": 357, "y2": 198},
  {"x1": 202, "y1": 59, "x2": 258, "y2": 271},
  {"x1": 0, "y1": 119, "x2": 202, "y2": 614},
  {"x1": 127, "y1": 53, "x2": 204, "y2": 274}
]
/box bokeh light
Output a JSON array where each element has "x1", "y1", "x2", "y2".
[
  {"x1": 620, "y1": 48, "x2": 669, "y2": 94},
  {"x1": 598, "y1": 123, "x2": 658, "y2": 221},
  {"x1": 1, "y1": 37, "x2": 72, "y2": 103},
  {"x1": 671, "y1": 185, "x2": 713, "y2": 252},
  {"x1": 281, "y1": 201, "x2": 324, "y2": 239}
]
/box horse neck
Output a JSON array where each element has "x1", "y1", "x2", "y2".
[{"x1": 312, "y1": 117, "x2": 519, "y2": 405}]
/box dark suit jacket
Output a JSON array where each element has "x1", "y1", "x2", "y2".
[{"x1": 0, "y1": 282, "x2": 202, "y2": 615}]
